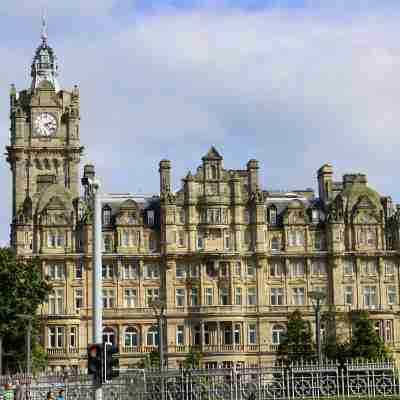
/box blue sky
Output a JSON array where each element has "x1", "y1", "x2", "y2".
[{"x1": 1, "y1": 1, "x2": 400, "y2": 243}]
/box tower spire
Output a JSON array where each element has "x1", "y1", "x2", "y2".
[{"x1": 41, "y1": 14, "x2": 48, "y2": 44}]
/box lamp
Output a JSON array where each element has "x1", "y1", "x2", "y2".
[{"x1": 308, "y1": 290, "x2": 326, "y2": 364}]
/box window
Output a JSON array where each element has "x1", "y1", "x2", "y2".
[
  {"x1": 344, "y1": 286, "x2": 353, "y2": 306},
  {"x1": 270, "y1": 261, "x2": 284, "y2": 277},
  {"x1": 102, "y1": 289, "x2": 115, "y2": 309},
  {"x1": 176, "y1": 325, "x2": 185, "y2": 346},
  {"x1": 220, "y1": 287, "x2": 229, "y2": 305},
  {"x1": 314, "y1": 233, "x2": 322, "y2": 250},
  {"x1": 102, "y1": 206, "x2": 111, "y2": 225},
  {"x1": 102, "y1": 264, "x2": 114, "y2": 280},
  {"x1": 69, "y1": 327, "x2": 77, "y2": 348},
  {"x1": 122, "y1": 230, "x2": 130, "y2": 246},
  {"x1": 75, "y1": 263, "x2": 83, "y2": 279},
  {"x1": 244, "y1": 210, "x2": 250, "y2": 224},
  {"x1": 103, "y1": 234, "x2": 113, "y2": 252},
  {"x1": 178, "y1": 231, "x2": 185, "y2": 247},
  {"x1": 244, "y1": 230, "x2": 251, "y2": 245},
  {"x1": 247, "y1": 287, "x2": 257, "y2": 305},
  {"x1": 385, "y1": 261, "x2": 395, "y2": 276},
  {"x1": 48, "y1": 288, "x2": 64, "y2": 314},
  {"x1": 147, "y1": 210, "x2": 155, "y2": 225},
  {"x1": 190, "y1": 288, "x2": 199, "y2": 306},
  {"x1": 189, "y1": 264, "x2": 199, "y2": 278},
  {"x1": 123, "y1": 263, "x2": 138, "y2": 280},
  {"x1": 271, "y1": 288, "x2": 284, "y2": 305},
  {"x1": 206, "y1": 262, "x2": 216, "y2": 278},
  {"x1": 271, "y1": 237, "x2": 280, "y2": 252},
  {"x1": 312, "y1": 261, "x2": 327, "y2": 276},
  {"x1": 124, "y1": 327, "x2": 138, "y2": 347},
  {"x1": 235, "y1": 287, "x2": 242, "y2": 305},
  {"x1": 288, "y1": 231, "x2": 304, "y2": 246},
  {"x1": 291, "y1": 261, "x2": 305, "y2": 277},
  {"x1": 179, "y1": 209, "x2": 185, "y2": 224},
  {"x1": 234, "y1": 324, "x2": 241, "y2": 344},
  {"x1": 387, "y1": 286, "x2": 397, "y2": 305},
  {"x1": 147, "y1": 326, "x2": 159, "y2": 346},
  {"x1": 363, "y1": 286, "x2": 377, "y2": 307},
  {"x1": 47, "y1": 263, "x2": 65, "y2": 280},
  {"x1": 74, "y1": 288, "x2": 83, "y2": 310},
  {"x1": 344, "y1": 259, "x2": 355, "y2": 276},
  {"x1": 224, "y1": 325, "x2": 233, "y2": 345},
  {"x1": 145, "y1": 264, "x2": 160, "y2": 279},
  {"x1": 176, "y1": 288, "x2": 185, "y2": 307},
  {"x1": 47, "y1": 230, "x2": 65, "y2": 248},
  {"x1": 363, "y1": 259, "x2": 378, "y2": 275},
  {"x1": 205, "y1": 288, "x2": 213, "y2": 305},
  {"x1": 197, "y1": 231, "x2": 204, "y2": 249},
  {"x1": 48, "y1": 326, "x2": 64, "y2": 348},
  {"x1": 247, "y1": 262, "x2": 255, "y2": 278},
  {"x1": 220, "y1": 262, "x2": 228, "y2": 278},
  {"x1": 272, "y1": 325, "x2": 286, "y2": 345},
  {"x1": 269, "y1": 208, "x2": 277, "y2": 225},
  {"x1": 146, "y1": 288, "x2": 159, "y2": 306},
  {"x1": 234, "y1": 262, "x2": 242, "y2": 277},
  {"x1": 248, "y1": 323, "x2": 257, "y2": 345},
  {"x1": 224, "y1": 233, "x2": 231, "y2": 250},
  {"x1": 292, "y1": 287, "x2": 305, "y2": 305},
  {"x1": 176, "y1": 264, "x2": 186, "y2": 278},
  {"x1": 103, "y1": 327, "x2": 116, "y2": 346},
  {"x1": 124, "y1": 288, "x2": 137, "y2": 307},
  {"x1": 149, "y1": 235, "x2": 157, "y2": 252},
  {"x1": 385, "y1": 320, "x2": 393, "y2": 343}
]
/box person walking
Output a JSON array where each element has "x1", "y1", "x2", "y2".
[
  {"x1": 14, "y1": 381, "x2": 24, "y2": 400},
  {"x1": 3, "y1": 383, "x2": 14, "y2": 400},
  {"x1": 55, "y1": 390, "x2": 64, "y2": 400},
  {"x1": 45, "y1": 391, "x2": 53, "y2": 400}
]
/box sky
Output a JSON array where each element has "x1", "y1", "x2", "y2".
[{"x1": 0, "y1": 0, "x2": 400, "y2": 244}]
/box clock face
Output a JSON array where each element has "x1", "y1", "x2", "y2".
[{"x1": 34, "y1": 113, "x2": 57, "y2": 136}]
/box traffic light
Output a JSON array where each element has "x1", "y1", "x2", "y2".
[
  {"x1": 87, "y1": 344, "x2": 103, "y2": 384},
  {"x1": 104, "y1": 344, "x2": 119, "y2": 381}
]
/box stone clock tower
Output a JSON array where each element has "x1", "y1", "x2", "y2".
[{"x1": 6, "y1": 21, "x2": 84, "y2": 254}]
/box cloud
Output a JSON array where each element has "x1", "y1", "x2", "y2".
[{"x1": 1, "y1": 3, "x2": 400, "y2": 243}]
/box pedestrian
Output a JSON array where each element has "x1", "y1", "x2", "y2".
[
  {"x1": 3, "y1": 383, "x2": 14, "y2": 400},
  {"x1": 45, "y1": 391, "x2": 53, "y2": 400},
  {"x1": 14, "y1": 381, "x2": 24, "y2": 400},
  {"x1": 55, "y1": 390, "x2": 64, "y2": 400}
]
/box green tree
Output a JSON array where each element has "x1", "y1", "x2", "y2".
[
  {"x1": 0, "y1": 248, "x2": 52, "y2": 373},
  {"x1": 183, "y1": 347, "x2": 202, "y2": 369},
  {"x1": 136, "y1": 350, "x2": 160, "y2": 369},
  {"x1": 277, "y1": 309, "x2": 314, "y2": 363},
  {"x1": 348, "y1": 311, "x2": 391, "y2": 360}
]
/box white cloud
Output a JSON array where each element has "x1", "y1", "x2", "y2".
[{"x1": 1, "y1": 4, "x2": 400, "y2": 243}]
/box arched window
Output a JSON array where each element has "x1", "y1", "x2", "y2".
[
  {"x1": 271, "y1": 325, "x2": 286, "y2": 345},
  {"x1": 102, "y1": 327, "x2": 116, "y2": 346},
  {"x1": 124, "y1": 327, "x2": 138, "y2": 347},
  {"x1": 147, "y1": 326, "x2": 159, "y2": 346}
]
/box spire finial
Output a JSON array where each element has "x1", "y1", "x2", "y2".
[{"x1": 41, "y1": 14, "x2": 48, "y2": 44}]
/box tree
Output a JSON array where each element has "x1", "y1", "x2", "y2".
[
  {"x1": 348, "y1": 311, "x2": 391, "y2": 360},
  {"x1": 277, "y1": 309, "x2": 314, "y2": 363},
  {"x1": 136, "y1": 350, "x2": 160, "y2": 369},
  {"x1": 0, "y1": 248, "x2": 52, "y2": 373},
  {"x1": 183, "y1": 347, "x2": 202, "y2": 370}
]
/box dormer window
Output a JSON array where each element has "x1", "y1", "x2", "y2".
[
  {"x1": 147, "y1": 210, "x2": 155, "y2": 225},
  {"x1": 268, "y1": 207, "x2": 277, "y2": 225},
  {"x1": 312, "y1": 209, "x2": 319, "y2": 223},
  {"x1": 102, "y1": 205, "x2": 111, "y2": 225}
]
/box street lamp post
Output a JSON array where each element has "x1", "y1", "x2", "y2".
[
  {"x1": 150, "y1": 298, "x2": 166, "y2": 400},
  {"x1": 16, "y1": 314, "x2": 32, "y2": 374},
  {"x1": 308, "y1": 291, "x2": 326, "y2": 364}
]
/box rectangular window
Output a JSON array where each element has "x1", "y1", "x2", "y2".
[
  {"x1": 48, "y1": 288, "x2": 64, "y2": 314},
  {"x1": 344, "y1": 259, "x2": 355, "y2": 276},
  {"x1": 149, "y1": 235, "x2": 156, "y2": 252},
  {"x1": 197, "y1": 231, "x2": 204, "y2": 249},
  {"x1": 145, "y1": 264, "x2": 160, "y2": 279},
  {"x1": 176, "y1": 325, "x2": 184, "y2": 346},
  {"x1": 344, "y1": 286, "x2": 353, "y2": 306},
  {"x1": 102, "y1": 289, "x2": 115, "y2": 309},
  {"x1": 103, "y1": 234, "x2": 113, "y2": 252},
  {"x1": 363, "y1": 259, "x2": 378, "y2": 275},
  {"x1": 270, "y1": 261, "x2": 284, "y2": 277},
  {"x1": 244, "y1": 210, "x2": 250, "y2": 224},
  {"x1": 247, "y1": 262, "x2": 255, "y2": 278},
  {"x1": 179, "y1": 209, "x2": 185, "y2": 224},
  {"x1": 176, "y1": 264, "x2": 186, "y2": 278},
  {"x1": 295, "y1": 231, "x2": 304, "y2": 246},
  {"x1": 224, "y1": 233, "x2": 231, "y2": 250},
  {"x1": 122, "y1": 230, "x2": 130, "y2": 246},
  {"x1": 234, "y1": 262, "x2": 242, "y2": 277},
  {"x1": 74, "y1": 288, "x2": 83, "y2": 310},
  {"x1": 385, "y1": 261, "x2": 395, "y2": 276},
  {"x1": 124, "y1": 288, "x2": 137, "y2": 307},
  {"x1": 102, "y1": 264, "x2": 114, "y2": 280},
  {"x1": 75, "y1": 263, "x2": 83, "y2": 279},
  {"x1": 387, "y1": 286, "x2": 397, "y2": 305},
  {"x1": 312, "y1": 261, "x2": 327, "y2": 276},
  {"x1": 244, "y1": 230, "x2": 251, "y2": 245},
  {"x1": 48, "y1": 263, "x2": 65, "y2": 280},
  {"x1": 190, "y1": 288, "x2": 199, "y2": 306},
  {"x1": 189, "y1": 264, "x2": 199, "y2": 278},
  {"x1": 291, "y1": 261, "x2": 305, "y2": 277},
  {"x1": 178, "y1": 231, "x2": 185, "y2": 247},
  {"x1": 147, "y1": 210, "x2": 155, "y2": 225},
  {"x1": 219, "y1": 287, "x2": 229, "y2": 305},
  {"x1": 363, "y1": 286, "x2": 377, "y2": 307},
  {"x1": 235, "y1": 287, "x2": 242, "y2": 305},
  {"x1": 220, "y1": 262, "x2": 228, "y2": 278},
  {"x1": 292, "y1": 287, "x2": 305, "y2": 305},
  {"x1": 145, "y1": 288, "x2": 159, "y2": 306},
  {"x1": 69, "y1": 326, "x2": 77, "y2": 348},
  {"x1": 270, "y1": 288, "x2": 284, "y2": 305},
  {"x1": 205, "y1": 288, "x2": 213, "y2": 305},
  {"x1": 247, "y1": 287, "x2": 257, "y2": 305},
  {"x1": 248, "y1": 323, "x2": 257, "y2": 345},
  {"x1": 48, "y1": 326, "x2": 65, "y2": 348},
  {"x1": 176, "y1": 288, "x2": 185, "y2": 307},
  {"x1": 123, "y1": 263, "x2": 138, "y2": 280}
]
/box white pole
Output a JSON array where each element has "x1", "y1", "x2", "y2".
[{"x1": 92, "y1": 182, "x2": 103, "y2": 400}]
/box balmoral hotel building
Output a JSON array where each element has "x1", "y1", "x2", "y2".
[{"x1": 6, "y1": 28, "x2": 400, "y2": 371}]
